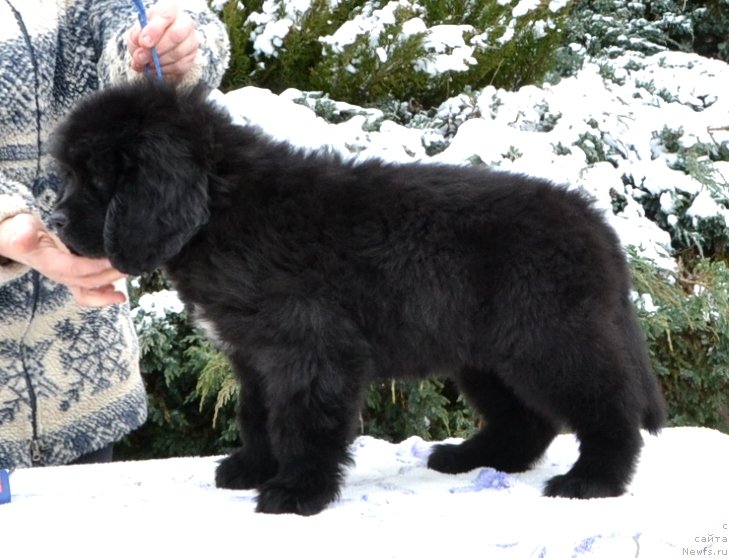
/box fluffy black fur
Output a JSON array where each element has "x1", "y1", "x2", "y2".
[{"x1": 50, "y1": 80, "x2": 666, "y2": 516}]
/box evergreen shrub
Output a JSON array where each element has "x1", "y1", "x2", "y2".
[
  {"x1": 555, "y1": 0, "x2": 729, "y2": 79},
  {"x1": 632, "y1": 255, "x2": 729, "y2": 432},
  {"x1": 115, "y1": 275, "x2": 238, "y2": 459},
  {"x1": 211, "y1": 0, "x2": 570, "y2": 107},
  {"x1": 629, "y1": 126, "x2": 729, "y2": 264}
]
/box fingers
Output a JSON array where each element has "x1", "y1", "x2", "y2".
[
  {"x1": 69, "y1": 284, "x2": 128, "y2": 308},
  {"x1": 49, "y1": 252, "x2": 127, "y2": 290},
  {"x1": 40, "y1": 246, "x2": 128, "y2": 307},
  {"x1": 128, "y1": 1, "x2": 199, "y2": 79},
  {"x1": 0, "y1": 215, "x2": 128, "y2": 306},
  {"x1": 0, "y1": 214, "x2": 127, "y2": 307},
  {"x1": 27, "y1": 228, "x2": 122, "y2": 285},
  {"x1": 34, "y1": 245, "x2": 128, "y2": 307}
]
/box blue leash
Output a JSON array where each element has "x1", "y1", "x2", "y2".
[{"x1": 131, "y1": 0, "x2": 163, "y2": 79}]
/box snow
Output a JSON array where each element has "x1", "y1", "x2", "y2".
[
  {"x1": 318, "y1": 0, "x2": 418, "y2": 54},
  {"x1": 413, "y1": 23, "x2": 477, "y2": 76},
  {"x1": 2, "y1": 428, "x2": 728, "y2": 556},
  {"x1": 133, "y1": 288, "x2": 185, "y2": 320},
  {"x1": 686, "y1": 187, "x2": 729, "y2": 225},
  {"x1": 512, "y1": 0, "x2": 541, "y2": 17}
]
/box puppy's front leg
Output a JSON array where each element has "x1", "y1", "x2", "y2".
[
  {"x1": 248, "y1": 301, "x2": 370, "y2": 516},
  {"x1": 216, "y1": 366, "x2": 278, "y2": 490}
]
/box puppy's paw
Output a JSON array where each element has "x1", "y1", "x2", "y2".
[
  {"x1": 215, "y1": 450, "x2": 277, "y2": 490},
  {"x1": 544, "y1": 473, "x2": 625, "y2": 499},
  {"x1": 255, "y1": 475, "x2": 340, "y2": 516},
  {"x1": 427, "y1": 443, "x2": 473, "y2": 474}
]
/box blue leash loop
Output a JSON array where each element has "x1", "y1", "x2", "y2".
[{"x1": 131, "y1": 0, "x2": 163, "y2": 79}]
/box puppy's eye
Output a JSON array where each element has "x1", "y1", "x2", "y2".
[{"x1": 86, "y1": 175, "x2": 116, "y2": 204}]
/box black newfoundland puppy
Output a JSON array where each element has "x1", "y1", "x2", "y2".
[{"x1": 50, "y1": 80, "x2": 665, "y2": 515}]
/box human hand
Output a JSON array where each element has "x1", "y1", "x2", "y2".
[
  {"x1": 0, "y1": 214, "x2": 127, "y2": 307},
  {"x1": 128, "y1": 0, "x2": 200, "y2": 80}
]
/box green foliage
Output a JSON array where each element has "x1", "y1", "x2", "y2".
[
  {"x1": 690, "y1": 0, "x2": 729, "y2": 61},
  {"x1": 310, "y1": 3, "x2": 432, "y2": 107},
  {"x1": 215, "y1": 0, "x2": 260, "y2": 90},
  {"x1": 573, "y1": 131, "x2": 609, "y2": 165},
  {"x1": 631, "y1": 255, "x2": 729, "y2": 432},
  {"x1": 464, "y1": 3, "x2": 568, "y2": 92},
  {"x1": 361, "y1": 379, "x2": 477, "y2": 441},
  {"x1": 194, "y1": 364, "x2": 478, "y2": 445},
  {"x1": 212, "y1": 0, "x2": 570, "y2": 107},
  {"x1": 564, "y1": 0, "x2": 687, "y2": 58},
  {"x1": 196, "y1": 350, "x2": 239, "y2": 429},
  {"x1": 551, "y1": 0, "x2": 729, "y2": 84},
  {"x1": 556, "y1": 0, "x2": 729, "y2": 76},
  {"x1": 115, "y1": 275, "x2": 238, "y2": 460},
  {"x1": 252, "y1": 0, "x2": 366, "y2": 94}
]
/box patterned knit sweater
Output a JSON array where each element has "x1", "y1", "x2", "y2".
[{"x1": 0, "y1": 0, "x2": 229, "y2": 468}]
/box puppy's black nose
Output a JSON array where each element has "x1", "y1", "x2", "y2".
[{"x1": 49, "y1": 211, "x2": 69, "y2": 231}]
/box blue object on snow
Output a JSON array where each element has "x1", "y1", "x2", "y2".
[
  {"x1": 449, "y1": 468, "x2": 512, "y2": 493},
  {"x1": 0, "y1": 469, "x2": 10, "y2": 505}
]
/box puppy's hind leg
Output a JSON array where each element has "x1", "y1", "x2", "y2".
[
  {"x1": 543, "y1": 416, "x2": 642, "y2": 499},
  {"x1": 429, "y1": 369, "x2": 558, "y2": 474},
  {"x1": 542, "y1": 342, "x2": 646, "y2": 498},
  {"x1": 216, "y1": 364, "x2": 278, "y2": 490}
]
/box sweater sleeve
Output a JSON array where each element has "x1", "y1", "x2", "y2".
[
  {"x1": 0, "y1": 178, "x2": 37, "y2": 285},
  {"x1": 89, "y1": 0, "x2": 230, "y2": 88}
]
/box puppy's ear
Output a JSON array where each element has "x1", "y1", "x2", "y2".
[{"x1": 103, "y1": 143, "x2": 210, "y2": 276}]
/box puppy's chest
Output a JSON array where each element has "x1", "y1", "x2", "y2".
[
  {"x1": 165, "y1": 265, "x2": 252, "y2": 354},
  {"x1": 188, "y1": 304, "x2": 236, "y2": 353}
]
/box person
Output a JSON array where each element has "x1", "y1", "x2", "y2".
[{"x1": 0, "y1": 0, "x2": 230, "y2": 468}]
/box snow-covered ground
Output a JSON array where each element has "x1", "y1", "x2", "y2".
[{"x1": 2, "y1": 428, "x2": 728, "y2": 556}]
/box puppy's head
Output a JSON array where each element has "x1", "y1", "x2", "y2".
[{"x1": 50, "y1": 79, "x2": 212, "y2": 275}]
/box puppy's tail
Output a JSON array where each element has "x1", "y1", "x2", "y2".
[
  {"x1": 624, "y1": 303, "x2": 667, "y2": 434},
  {"x1": 641, "y1": 377, "x2": 667, "y2": 434}
]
